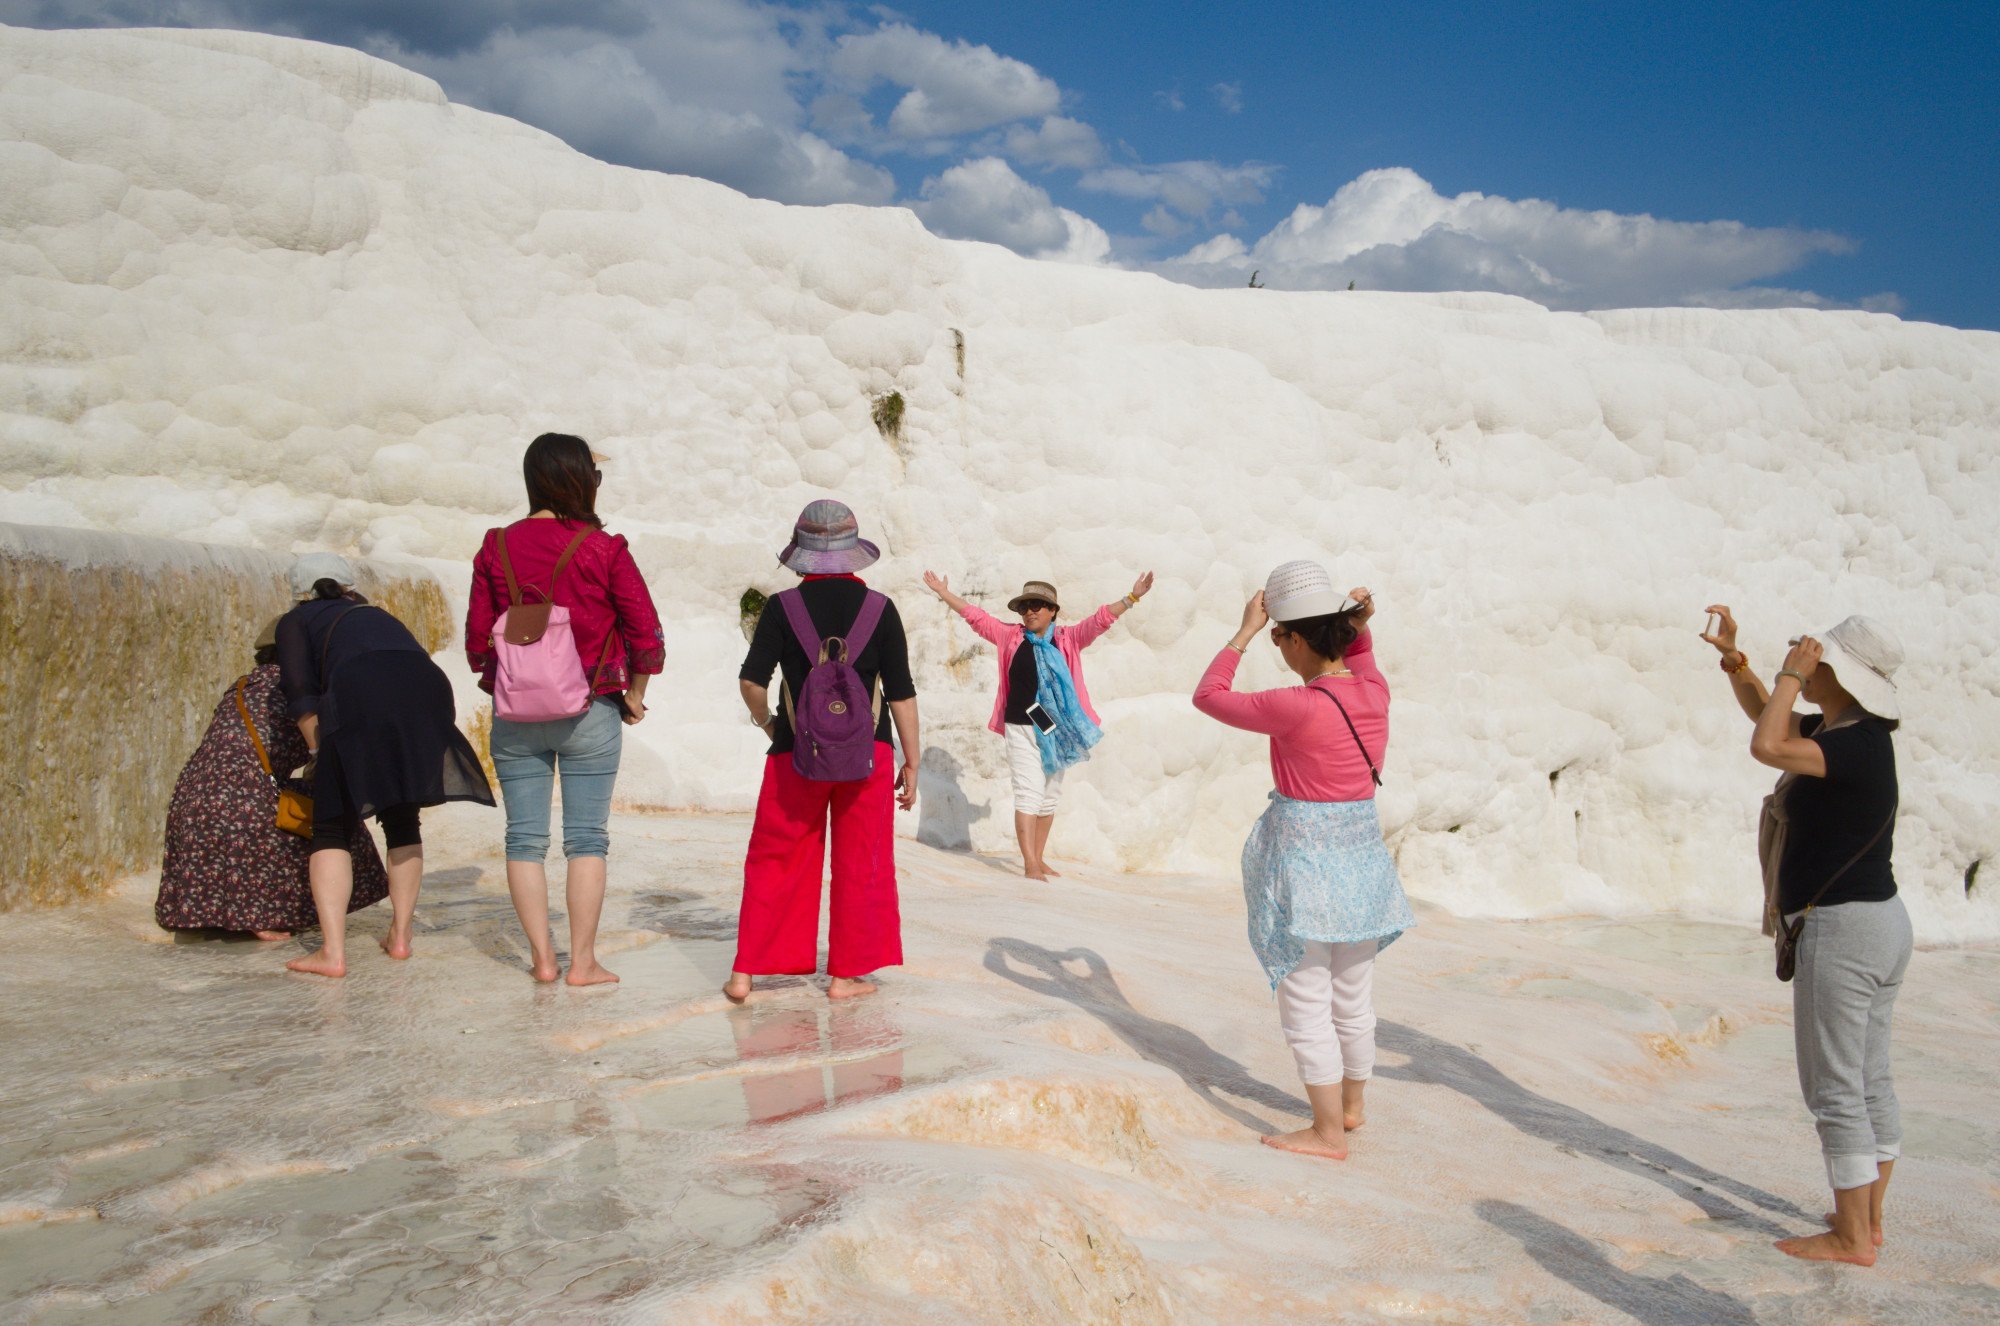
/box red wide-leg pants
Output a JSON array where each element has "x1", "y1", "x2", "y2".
[{"x1": 734, "y1": 742, "x2": 902, "y2": 978}]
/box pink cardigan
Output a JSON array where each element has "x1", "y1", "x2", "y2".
[
  {"x1": 1191, "y1": 632, "x2": 1388, "y2": 802},
  {"x1": 958, "y1": 602, "x2": 1118, "y2": 735}
]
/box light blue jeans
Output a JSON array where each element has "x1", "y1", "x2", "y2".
[{"x1": 490, "y1": 697, "x2": 623, "y2": 861}]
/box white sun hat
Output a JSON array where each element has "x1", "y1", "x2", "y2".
[
  {"x1": 1804, "y1": 614, "x2": 1903, "y2": 721},
  {"x1": 1263, "y1": 559, "x2": 1352, "y2": 622},
  {"x1": 287, "y1": 552, "x2": 358, "y2": 600}
]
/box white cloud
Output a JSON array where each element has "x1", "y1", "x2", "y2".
[
  {"x1": 828, "y1": 22, "x2": 1060, "y2": 139},
  {"x1": 1210, "y1": 81, "x2": 1242, "y2": 113},
  {"x1": 998, "y1": 115, "x2": 1105, "y2": 170},
  {"x1": 912, "y1": 157, "x2": 1108, "y2": 263},
  {"x1": 1154, "y1": 88, "x2": 1185, "y2": 112},
  {"x1": 1079, "y1": 159, "x2": 1277, "y2": 221},
  {"x1": 1160, "y1": 167, "x2": 1880, "y2": 311}
]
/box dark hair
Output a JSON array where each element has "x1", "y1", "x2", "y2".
[
  {"x1": 523, "y1": 432, "x2": 602, "y2": 527},
  {"x1": 312, "y1": 577, "x2": 346, "y2": 601},
  {"x1": 254, "y1": 645, "x2": 279, "y2": 667},
  {"x1": 1274, "y1": 607, "x2": 1365, "y2": 662}
]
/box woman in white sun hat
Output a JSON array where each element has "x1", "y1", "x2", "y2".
[
  {"x1": 1702, "y1": 606, "x2": 1908, "y2": 1267},
  {"x1": 1193, "y1": 560, "x2": 1414, "y2": 1163}
]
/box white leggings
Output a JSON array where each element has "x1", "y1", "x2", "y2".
[{"x1": 1277, "y1": 940, "x2": 1378, "y2": 1085}]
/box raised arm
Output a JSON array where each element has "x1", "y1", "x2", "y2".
[
  {"x1": 925, "y1": 570, "x2": 1011, "y2": 645},
  {"x1": 1191, "y1": 591, "x2": 1309, "y2": 735},
  {"x1": 1072, "y1": 571, "x2": 1153, "y2": 649},
  {"x1": 1701, "y1": 603, "x2": 1801, "y2": 735},
  {"x1": 1751, "y1": 636, "x2": 1828, "y2": 776}
]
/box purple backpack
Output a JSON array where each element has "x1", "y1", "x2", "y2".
[{"x1": 779, "y1": 588, "x2": 887, "y2": 782}]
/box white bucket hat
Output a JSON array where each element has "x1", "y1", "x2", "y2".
[
  {"x1": 1802, "y1": 614, "x2": 1903, "y2": 721},
  {"x1": 1264, "y1": 559, "x2": 1353, "y2": 622},
  {"x1": 287, "y1": 552, "x2": 357, "y2": 600}
]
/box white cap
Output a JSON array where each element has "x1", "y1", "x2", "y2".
[
  {"x1": 287, "y1": 552, "x2": 357, "y2": 600},
  {"x1": 1264, "y1": 559, "x2": 1349, "y2": 621},
  {"x1": 1810, "y1": 615, "x2": 1903, "y2": 721}
]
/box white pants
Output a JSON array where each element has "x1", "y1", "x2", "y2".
[
  {"x1": 1277, "y1": 940, "x2": 1378, "y2": 1085},
  {"x1": 1004, "y1": 723, "x2": 1064, "y2": 816}
]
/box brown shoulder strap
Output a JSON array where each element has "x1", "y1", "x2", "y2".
[
  {"x1": 234, "y1": 678, "x2": 276, "y2": 781},
  {"x1": 494, "y1": 527, "x2": 523, "y2": 606},
  {"x1": 319, "y1": 603, "x2": 364, "y2": 677},
  {"x1": 546, "y1": 526, "x2": 593, "y2": 598}
]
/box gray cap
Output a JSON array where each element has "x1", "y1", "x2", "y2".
[{"x1": 287, "y1": 552, "x2": 357, "y2": 600}]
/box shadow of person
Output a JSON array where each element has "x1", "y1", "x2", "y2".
[
  {"x1": 1477, "y1": 1200, "x2": 1758, "y2": 1326},
  {"x1": 984, "y1": 937, "x2": 1307, "y2": 1134},
  {"x1": 916, "y1": 745, "x2": 989, "y2": 851},
  {"x1": 1379, "y1": 1023, "x2": 1809, "y2": 1235}
]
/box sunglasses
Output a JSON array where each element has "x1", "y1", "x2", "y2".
[{"x1": 1018, "y1": 601, "x2": 1056, "y2": 614}]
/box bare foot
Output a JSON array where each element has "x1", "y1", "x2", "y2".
[
  {"x1": 251, "y1": 930, "x2": 292, "y2": 942},
  {"x1": 723, "y1": 972, "x2": 752, "y2": 1003},
  {"x1": 1024, "y1": 868, "x2": 1051, "y2": 882},
  {"x1": 1260, "y1": 1126, "x2": 1348, "y2": 1161},
  {"x1": 285, "y1": 948, "x2": 346, "y2": 978},
  {"x1": 565, "y1": 961, "x2": 620, "y2": 987},
  {"x1": 1042, "y1": 863, "x2": 1063, "y2": 877},
  {"x1": 1344, "y1": 1108, "x2": 1366, "y2": 1131},
  {"x1": 530, "y1": 958, "x2": 560, "y2": 983},
  {"x1": 379, "y1": 928, "x2": 413, "y2": 961},
  {"x1": 1825, "y1": 1213, "x2": 1884, "y2": 1248},
  {"x1": 1775, "y1": 1231, "x2": 1876, "y2": 1266},
  {"x1": 828, "y1": 976, "x2": 878, "y2": 1001}
]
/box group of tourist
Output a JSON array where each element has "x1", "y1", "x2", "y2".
[{"x1": 153, "y1": 432, "x2": 1911, "y2": 1268}]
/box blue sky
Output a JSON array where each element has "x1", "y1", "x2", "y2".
[{"x1": 9, "y1": 1, "x2": 1996, "y2": 327}]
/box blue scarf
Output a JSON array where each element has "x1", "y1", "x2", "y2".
[{"x1": 1024, "y1": 626, "x2": 1101, "y2": 776}]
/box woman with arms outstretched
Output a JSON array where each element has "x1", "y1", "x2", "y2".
[
  {"x1": 923, "y1": 570, "x2": 1152, "y2": 879},
  {"x1": 1193, "y1": 561, "x2": 1414, "y2": 1161}
]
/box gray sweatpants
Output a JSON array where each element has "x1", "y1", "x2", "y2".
[{"x1": 1791, "y1": 896, "x2": 1913, "y2": 1191}]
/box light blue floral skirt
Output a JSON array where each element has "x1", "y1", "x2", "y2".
[{"x1": 1241, "y1": 792, "x2": 1415, "y2": 988}]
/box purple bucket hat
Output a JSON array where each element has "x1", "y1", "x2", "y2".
[{"x1": 777, "y1": 499, "x2": 881, "y2": 574}]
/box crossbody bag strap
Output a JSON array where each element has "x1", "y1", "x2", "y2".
[
  {"x1": 1798, "y1": 793, "x2": 1899, "y2": 918},
  {"x1": 234, "y1": 678, "x2": 277, "y2": 783},
  {"x1": 319, "y1": 603, "x2": 364, "y2": 681},
  {"x1": 1309, "y1": 680, "x2": 1382, "y2": 787}
]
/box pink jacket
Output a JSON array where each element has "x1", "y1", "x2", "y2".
[{"x1": 958, "y1": 602, "x2": 1119, "y2": 735}]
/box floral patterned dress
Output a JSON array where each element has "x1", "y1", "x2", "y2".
[{"x1": 155, "y1": 665, "x2": 388, "y2": 932}]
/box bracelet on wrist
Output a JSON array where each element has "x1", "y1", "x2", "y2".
[
  {"x1": 1775, "y1": 668, "x2": 1810, "y2": 686},
  {"x1": 1225, "y1": 639, "x2": 1248, "y2": 654},
  {"x1": 1123, "y1": 592, "x2": 1139, "y2": 608},
  {"x1": 1719, "y1": 650, "x2": 1748, "y2": 675}
]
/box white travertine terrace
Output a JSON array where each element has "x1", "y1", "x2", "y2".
[{"x1": 2, "y1": 24, "x2": 1998, "y2": 941}]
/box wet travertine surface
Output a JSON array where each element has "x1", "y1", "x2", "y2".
[{"x1": 2, "y1": 807, "x2": 1995, "y2": 1324}]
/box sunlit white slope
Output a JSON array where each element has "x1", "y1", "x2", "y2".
[{"x1": 3, "y1": 24, "x2": 1997, "y2": 940}]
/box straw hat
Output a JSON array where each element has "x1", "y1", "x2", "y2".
[
  {"x1": 254, "y1": 614, "x2": 283, "y2": 653},
  {"x1": 1007, "y1": 580, "x2": 1061, "y2": 613},
  {"x1": 777, "y1": 499, "x2": 880, "y2": 574},
  {"x1": 1263, "y1": 560, "x2": 1350, "y2": 621},
  {"x1": 1803, "y1": 615, "x2": 1903, "y2": 721}
]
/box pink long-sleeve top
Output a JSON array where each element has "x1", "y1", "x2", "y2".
[
  {"x1": 465, "y1": 518, "x2": 666, "y2": 697},
  {"x1": 1192, "y1": 631, "x2": 1388, "y2": 802},
  {"x1": 957, "y1": 601, "x2": 1119, "y2": 735}
]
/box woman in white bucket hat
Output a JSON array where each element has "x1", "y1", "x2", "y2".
[
  {"x1": 1194, "y1": 560, "x2": 1415, "y2": 1162},
  {"x1": 1703, "y1": 606, "x2": 1908, "y2": 1266}
]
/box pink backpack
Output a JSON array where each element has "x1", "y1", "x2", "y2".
[{"x1": 489, "y1": 526, "x2": 614, "y2": 723}]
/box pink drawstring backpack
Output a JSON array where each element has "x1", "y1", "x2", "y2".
[{"x1": 489, "y1": 526, "x2": 614, "y2": 722}]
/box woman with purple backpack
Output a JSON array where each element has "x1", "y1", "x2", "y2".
[
  {"x1": 466, "y1": 434, "x2": 665, "y2": 986},
  {"x1": 729, "y1": 500, "x2": 920, "y2": 1003}
]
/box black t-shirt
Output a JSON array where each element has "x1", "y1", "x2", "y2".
[
  {"x1": 1003, "y1": 632, "x2": 1041, "y2": 723},
  {"x1": 1777, "y1": 714, "x2": 1898, "y2": 914},
  {"x1": 738, "y1": 579, "x2": 915, "y2": 755}
]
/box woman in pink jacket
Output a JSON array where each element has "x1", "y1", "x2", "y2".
[{"x1": 923, "y1": 570, "x2": 1152, "y2": 879}]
